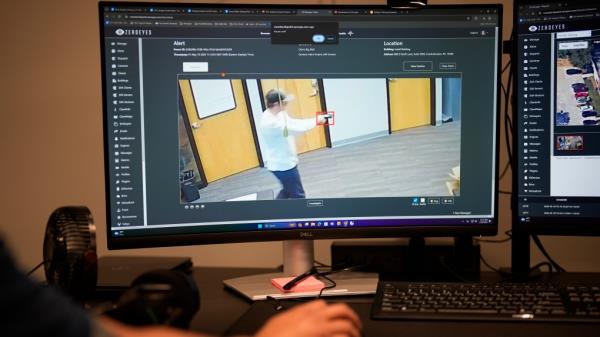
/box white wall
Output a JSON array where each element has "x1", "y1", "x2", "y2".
[
  {"x1": 323, "y1": 79, "x2": 389, "y2": 147},
  {"x1": 435, "y1": 78, "x2": 443, "y2": 125}
]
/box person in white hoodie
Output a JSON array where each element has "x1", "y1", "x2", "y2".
[{"x1": 260, "y1": 88, "x2": 328, "y2": 199}]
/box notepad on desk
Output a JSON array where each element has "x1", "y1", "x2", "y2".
[{"x1": 271, "y1": 276, "x2": 325, "y2": 292}]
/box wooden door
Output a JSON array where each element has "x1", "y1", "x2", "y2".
[
  {"x1": 388, "y1": 78, "x2": 431, "y2": 132},
  {"x1": 179, "y1": 79, "x2": 259, "y2": 183},
  {"x1": 260, "y1": 79, "x2": 327, "y2": 154}
]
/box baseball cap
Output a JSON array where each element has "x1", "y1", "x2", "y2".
[{"x1": 265, "y1": 89, "x2": 295, "y2": 107}]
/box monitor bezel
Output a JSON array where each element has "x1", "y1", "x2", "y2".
[
  {"x1": 511, "y1": 0, "x2": 600, "y2": 236},
  {"x1": 99, "y1": 1, "x2": 503, "y2": 250}
]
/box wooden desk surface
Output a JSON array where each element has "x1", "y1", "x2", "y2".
[{"x1": 189, "y1": 267, "x2": 600, "y2": 337}]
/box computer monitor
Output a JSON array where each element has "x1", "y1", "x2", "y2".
[
  {"x1": 513, "y1": 0, "x2": 600, "y2": 272},
  {"x1": 99, "y1": 2, "x2": 501, "y2": 291}
]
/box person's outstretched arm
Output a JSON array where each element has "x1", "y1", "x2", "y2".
[{"x1": 285, "y1": 116, "x2": 317, "y2": 135}]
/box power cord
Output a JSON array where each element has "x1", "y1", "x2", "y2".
[
  {"x1": 503, "y1": 58, "x2": 514, "y2": 176},
  {"x1": 281, "y1": 263, "x2": 368, "y2": 296},
  {"x1": 474, "y1": 230, "x2": 512, "y2": 243},
  {"x1": 437, "y1": 256, "x2": 475, "y2": 283},
  {"x1": 480, "y1": 253, "x2": 554, "y2": 281},
  {"x1": 479, "y1": 254, "x2": 511, "y2": 278},
  {"x1": 317, "y1": 274, "x2": 337, "y2": 298},
  {"x1": 26, "y1": 259, "x2": 50, "y2": 276},
  {"x1": 498, "y1": 36, "x2": 514, "y2": 201},
  {"x1": 531, "y1": 235, "x2": 566, "y2": 273}
]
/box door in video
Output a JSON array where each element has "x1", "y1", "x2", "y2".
[
  {"x1": 389, "y1": 78, "x2": 432, "y2": 130},
  {"x1": 178, "y1": 79, "x2": 260, "y2": 184}
]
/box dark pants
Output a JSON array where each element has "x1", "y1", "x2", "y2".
[{"x1": 271, "y1": 166, "x2": 306, "y2": 199}]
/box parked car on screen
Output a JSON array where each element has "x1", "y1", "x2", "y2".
[
  {"x1": 575, "y1": 91, "x2": 589, "y2": 98},
  {"x1": 582, "y1": 110, "x2": 598, "y2": 118},
  {"x1": 580, "y1": 105, "x2": 595, "y2": 112},
  {"x1": 566, "y1": 68, "x2": 583, "y2": 75},
  {"x1": 585, "y1": 64, "x2": 594, "y2": 74},
  {"x1": 583, "y1": 119, "x2": 599, "y2": 126},
  {"x1": 576, "y1": 96, "x2": 591, "y2": 105},
  {"x1": 572, "y1": 83, "x2": 588, "y2": 92}
]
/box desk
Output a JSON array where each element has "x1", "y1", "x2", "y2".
[{"x1": 189, "y1": 267, "x2": 600, "y2": 337}]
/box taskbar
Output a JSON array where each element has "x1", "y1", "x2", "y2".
[{"x1": 111, "y1": 217, "x2": 494, "y2": 238}]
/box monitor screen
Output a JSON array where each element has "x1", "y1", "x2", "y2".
[
  {"x1": 514, "y1": 0, "x2": 600, "y2": 234},
  {"x1": 99, "y1": 3, "x2": 501, "y2": 248}
]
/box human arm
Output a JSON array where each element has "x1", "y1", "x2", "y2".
[
  {"x1": 1, "y1": 238, "x2": 360, "y2": 337},
  {"x1": 0, "y1": 239, "x2": 91, "y2": 337},
  {"x1": 96, "y1": 316, "x2": 214, "y2": 337},
  {"x1": 254, "y1": 300, "x2": 362, "y2": 337},
  {"x1": 284, "y1": 115, "x2": 317, "y2": 136},
  {"x1": 97, "y1": 300, "x2": 362, "y2": 337}
]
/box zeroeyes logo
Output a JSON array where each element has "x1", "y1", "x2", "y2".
[
  {"x1": 528, "y1": 24, "x2": 565, "y2": 32},
  {"x1": 114, "y1": 29, "x2": 152, "y2": 36}
]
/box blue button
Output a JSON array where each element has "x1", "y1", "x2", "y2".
[{"x1": 312, "y1": 34, "x2": 325, "y2": 43}]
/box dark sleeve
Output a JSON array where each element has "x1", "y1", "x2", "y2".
[{"x1": 0, "y1": 239, "x2": 91, "y2": 337}]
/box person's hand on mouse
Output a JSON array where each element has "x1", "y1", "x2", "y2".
[{"x1": 254, "y1": 300, "x2": 362, "y2": 337}]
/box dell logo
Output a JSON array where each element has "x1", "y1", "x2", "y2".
[
  {"x1": 528, "y1": 25, "x2": 538, "y2": 32},
  {"x1": 299, "y1": 232, "x2": 313, "y2": 238},
  {"x1": 115, "y1": 28, "x2": 125, "y2": 36}
]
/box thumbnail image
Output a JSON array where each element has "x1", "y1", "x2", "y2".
[
  {"x1": 555, "y1": 39, "x2": 600, "y2": 126},
  {"x1": 178, "y1": 77, "x2": 462, "y2": 203},
  {"x1": 556, "y1": 135, "x2": 583, "y2": 151}
]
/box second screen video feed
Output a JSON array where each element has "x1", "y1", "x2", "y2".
[
  {"x1": 555, "y1": 39, "x2": 600, "y2": 127},
  {"x1": 178, "y1": 78, "x2": 462, "y2": 203}
]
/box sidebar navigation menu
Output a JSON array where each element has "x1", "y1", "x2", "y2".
[{"x1": 106, "y1": 38, "x2": 145, "y2": 229}]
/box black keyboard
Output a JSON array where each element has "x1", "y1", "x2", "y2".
[{"x1": 371, "y1": 281, "x2": 600, "y2": 322}]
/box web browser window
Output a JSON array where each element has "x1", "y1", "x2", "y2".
[
  {"x1": 516, "y1": 1, "x2": 600, "y2": 224},
  {"x1": 100, "y1": 4, "x2": 500, "y2": 238}
]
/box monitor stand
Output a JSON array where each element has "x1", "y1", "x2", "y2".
[{"x1": 223, "y1": 240, "x2": 378, "y2": 301}]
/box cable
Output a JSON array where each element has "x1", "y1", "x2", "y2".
[
  {"x1": 26, "y1": 259, "x2": 49, "y2": 276},
  {"x1": 530, "y1": 261, "x2": 554, "y2": 276},
  {"x1": 531, "y1": 235, "x2": 566, "y2": 273},
  {"x1": 474, "y1": 230, "x2": 512, "y2": 243},
  {"x1": 498, "y1": 161, "x2": 510, "y2": 180},
  {"x1": 282, "y1": 263, "x2": 367, "y2": 292},
  {"x1": 437, "y1": 256, "x2": 474, "y2": 283},
  {"x1": 479, "y1": 254, "x2": 511, "y2": 279},
  {"x1": 501, "y1": 34, "x2": 515, "y2": 183},
  {"x1": 266, "y1": 296, "x2": 285, "y2": 311},
  {"x1": 313, "y1": 260, "x2": 330, "y2": 268},
  {"x1": 480, "y1": 253, "x2": 557, "y2": 282},
  {"x1": 503, "y1": 63, "x2": 514, "y2": 172},
  {"x1": 501, "y1": 60, "x2": 512, "y2": 74},
  {"x1": 317, "y1": 274, "x2": 337, "y2": 298}
]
